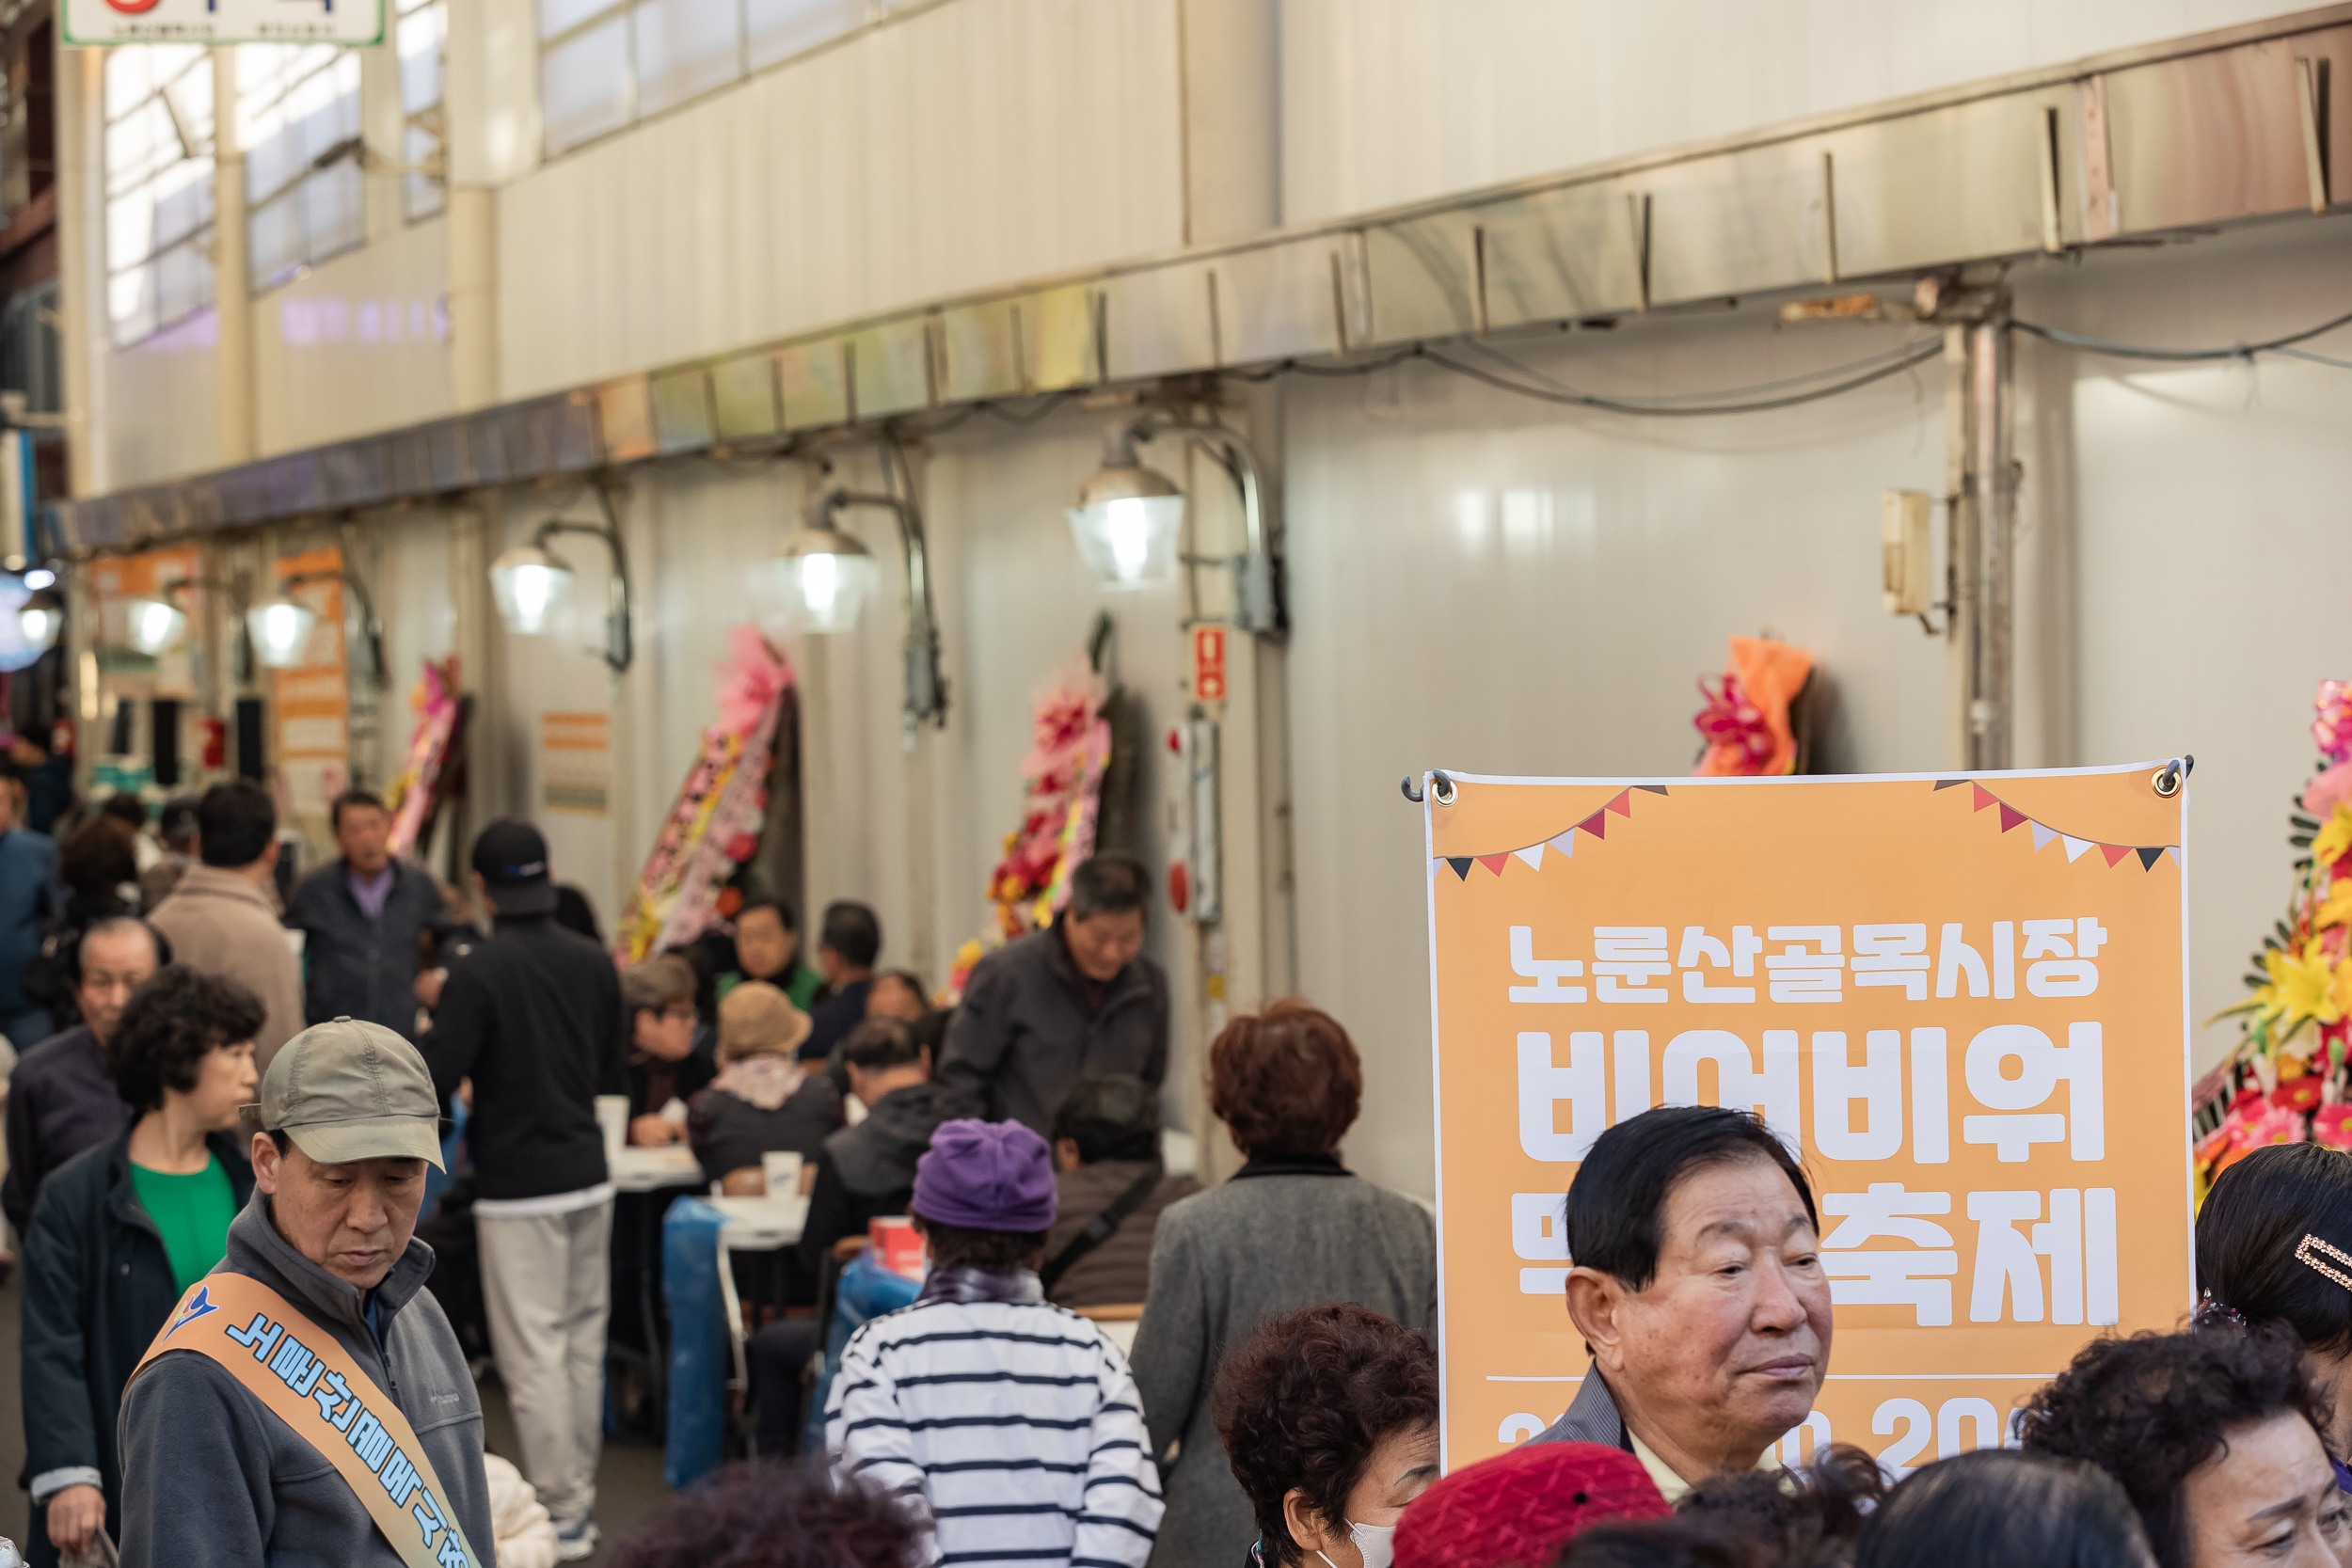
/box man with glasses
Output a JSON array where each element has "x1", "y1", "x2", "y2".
[{"x1": 4, "y1": 915, "x2": 166, "y2": 1243}]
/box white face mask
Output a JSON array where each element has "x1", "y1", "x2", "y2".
[{"x1": 1314, "y1": 1520, "x2": 1395, "y2": 1568}]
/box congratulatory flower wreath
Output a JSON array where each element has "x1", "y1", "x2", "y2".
[{"x1": 2196, "y1": 681, "x2": 2352, "y2": 1193}]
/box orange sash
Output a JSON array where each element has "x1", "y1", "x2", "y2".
[{"x1": 130, "y1": 1273, "x2": 485, "y2": 1568}]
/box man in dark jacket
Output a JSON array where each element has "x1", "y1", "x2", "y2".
[
  {"x1": 421, "y1": 819, "x2": 626, "y2": 1560},
  {"x1": 0, "y1": 761, "x2": 60, "y2": 1054},
  {"x1": 746, "y1": 1017, "x2": 948, "y2": 1453},
  {"x1": 797, "y1": 900, "x2": 880, "y2": 1064},
  {"x1": 795, "y1": 1017, "x2": 951, "y2": 1281},
  {"x1": 115, "y1": 1018, "x2": 494, "y2": 1568},
  {"x1": 285, "y1": 788, "x2": 450, "y2": 1038},
  {"x1": 938, "y1": 854, "x2": 1169, "y2": 1135},
  {"x1": 3, "y1": 916, "x2": 162, "y2": 1240}
]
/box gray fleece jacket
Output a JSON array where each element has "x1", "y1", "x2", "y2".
[
  {"x1": 1128, "y1": 1164, "x2": 1437, "y2": 1568},
  {"x1": 116, "y1": 1193, "x2": 495, "y2": 1568}
]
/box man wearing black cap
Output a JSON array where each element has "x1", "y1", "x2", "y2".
[{"x1": 419, "y1": 820, "x2": 627, "y2": 1561}]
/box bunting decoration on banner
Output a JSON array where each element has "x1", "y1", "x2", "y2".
[
  {"x1": 1937, "y1": 778, "x2": 2181, "y2": 870},
  {"x1": 1428, "y1": 785, "x2": 1670, "y2": 879}
]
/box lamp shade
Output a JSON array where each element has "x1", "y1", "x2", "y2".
[
  {"x1": 246, "y1": 595, "x2": 319, "y2": 669},
  {"x1": 123, "y1": 596, "x2": 186, "y2": 656},
  {"x1": 489, "y1": 544, "x2": 575, "y2": 635},
  {"x1": 1068, "y1": 461, "x2": 1184, "y2": 590},
  {"x1": 768, "y1": 525, "x2": 877, "y2": 635},
  {"x1": 0, "y1": 580, "x2": 56, "y2": 673}
]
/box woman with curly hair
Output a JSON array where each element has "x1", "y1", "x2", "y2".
[
  {"x1": 1132, "y1": 1002, "x2": 1438, "y2": 1567},
  {"x1": 2017, "y1": 1325, "x2": 2347, "y2": 1568},
  {"x1": 20, "y1": 965, "x2": 263, "y2": 1568},
  {"x1": 2196, "y1": 1142, "x2": 2352, "y2": 1466},
  {"x1": 1215, "y1": 1304, "x2": 1439, "y2": 1568},
  {"x1": 612, "y1": 1457, "x2": 920, "y2": 1568}
]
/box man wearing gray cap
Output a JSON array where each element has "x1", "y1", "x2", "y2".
[{"x1": 114, "y1": 1018, "x2": 495, "y2": 1568}]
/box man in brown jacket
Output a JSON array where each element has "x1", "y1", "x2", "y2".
[
  {"x1": 1041, "y1": 1073, "x2": 1198, "y2": 1307},
  {"x1": 147, "y1": 781, "x2": 305, "y2": 1073}
]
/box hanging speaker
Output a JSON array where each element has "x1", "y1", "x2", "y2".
[
  {"x1": 235, "y1": 696, "x2": 265, "y2": 781},
  {"x1": 151, "y1": 698, "x2": 181, "y2": 786}
]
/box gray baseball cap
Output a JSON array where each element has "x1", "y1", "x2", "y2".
[{"x1": 257, "y1": 1017, "x2": 446, "y2": 1169}]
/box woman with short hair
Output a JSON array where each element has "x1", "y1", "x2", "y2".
[
  {"x1": 2018, "y1": 1324, "x2": 2347, "y2": 1568},
  {"x1": 21, "y1": 965, "x2": 263, "y2": 1568},
  {"x1": 1216, "y1": 1305, "x2": 1439, "y2": 1568},
  {"x1": 1131, "y1": 1000, "x2": 1438, "y2": 1568}
]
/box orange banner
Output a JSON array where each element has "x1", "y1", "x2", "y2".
[
  {"x1": 1422, "y1": 764, "x2": 2190, "y2": 1474},
  {"x1": 273, "y1": 546, "x2": 350, "y2": 824}
]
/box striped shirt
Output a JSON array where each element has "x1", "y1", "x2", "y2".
[{"x1": 826, "y1": 1295, "x2": 1164, "y2": 1568}]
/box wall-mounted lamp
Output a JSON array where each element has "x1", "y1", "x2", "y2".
[
  {"x1": 246, "y1": 566, "x2": 389, "y2": 686},
  {"x1": 0, "y1": 576, "x2": 58, "y2": 673},
  {"x1": 490, "y1": 483, "x2": 634, "y2": 672},
  {"x1": 1071, "y1": 414, "x2": 1281, "y2": 632},
  {"x1": 768, "y1": 514, "x2": 879, "y2": 636},
  {"x1": 771, "y1": 473, "x2": 947, "y2": 729},
  {"x1": 122, "y1": 594, "x2": 189, "y2": 656},
  {"x1": 1068, "y1": 427, "x2": 1185, "y2": 590}
]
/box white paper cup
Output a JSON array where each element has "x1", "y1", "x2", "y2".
[
  {"x1": 762, "y1": 1150, "x2": 803, "y2": 1196},
  {"x1": 595, "y1": 1095, "x2": 629, "y2": 1159}
]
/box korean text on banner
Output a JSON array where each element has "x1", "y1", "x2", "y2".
[
  {"x1": 1422, "y1": 766, "x2": 2190, "y2": 1473},
  {"x1": 62, "y1": 0, "x2": 384, "y2": 46}
]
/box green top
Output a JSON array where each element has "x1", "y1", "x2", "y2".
[
  {"x1": 131, "y1": 1154, "x2": 239, "y2": 1293},
  {"x1": 719, "y1": 962, "x2": 823, "y2": 1013}
]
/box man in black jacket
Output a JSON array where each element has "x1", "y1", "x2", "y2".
[
  {"x1": 795, "y1": 1017, "x2": 951, "y2": 1281},
  {"x1": 420, "y1": 820, "x2": 626, "y2": 1561},
  {"x1": 3, "y1": 916, "x2": 163, "y2": 1241},
  {"x1": 286, "y1": 788, "x2": 451, "y2": 1038},
  {"x1": 938, "y1": 854, "x2": 1169, "y2": 1135},
  {"x1": 748, "y1": 1017, "x2": 948, "y2": 1455}
]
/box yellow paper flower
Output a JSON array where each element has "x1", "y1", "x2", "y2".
[
  {"x1": 2317, "y1": 805, "x2": 2352, "y2": 869},
  {"x1": 2333, "y1": 959, "x2": 2352, "y2": 1023},
  {"x1": 2258, "y1": 941, "x2": 2346, "y2": 1031},
  {"x1": 2319, "y1": 876, "x2": 2352, "y2": 931}
]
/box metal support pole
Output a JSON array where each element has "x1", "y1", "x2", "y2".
[
  {"x1": 1970, "y1": 312, "x2": 2016, "y2": 771},
  {"x1": 1936, "y1": 284, "x2": 2013, "y2": 772},
  {"x1": 213, "y1": 50, "x2": 257, "y2": 465}
]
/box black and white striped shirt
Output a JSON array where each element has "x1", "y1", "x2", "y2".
[{"x1": 826, "y1": 1296, "x2": 1164, "y2": 1568}]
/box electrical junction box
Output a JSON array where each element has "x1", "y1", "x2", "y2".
[{"x1": 1882, "y1": 489, "x2": 1932, "y2": 616}]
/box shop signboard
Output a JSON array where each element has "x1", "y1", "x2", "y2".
[
  {"x1": 541, "y1": 710, "x2": 611, "y2": 815},
  {"x1": 271, "y1": 546, "x2": 349, "y2": 832},
  {"x1": 1421, "y1": 764, "x2": 2190, "y2": 1472},
  {"x1": 63, "y1": 0, "x2": 383, "y2": 45}
]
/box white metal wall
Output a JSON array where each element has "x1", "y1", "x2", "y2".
[
  {"x1": 494, "y1": 0, "x2": 1187, "y2": 399},
  {"x1": 253, "y1": 217, "x2": 456, "y2": 457},
  {"x1": 1279, "y1": 0, "x2": 2331, "y2": 224},
  {"x1": 1284, "y1": 216, "x2": 2352, "y2": 1202}
]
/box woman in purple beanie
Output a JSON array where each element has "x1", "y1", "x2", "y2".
[{"x1": 822, "y1": 1117, "x2": 1165, "y2": 1567}]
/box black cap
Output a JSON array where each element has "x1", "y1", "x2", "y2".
[{"x1": 471, "y1": 819, "x2": 557, "y2": 916}]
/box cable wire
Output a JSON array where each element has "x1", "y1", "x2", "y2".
[
  {"x1": 1422, "y1": 337, "x2": 1945, "y2": 417},
  {"x1": 1457, "y1": 332, "x2": 1939, "y2": 405},
  {"x1": 2012, "y1": 305, "x2": 2352, "y2": 362}
]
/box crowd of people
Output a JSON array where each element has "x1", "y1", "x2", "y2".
[{"x1": 7, "y1": 760, "x2": 2352, "y2": 1567}]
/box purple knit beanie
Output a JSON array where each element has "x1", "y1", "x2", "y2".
[{"x1": 911, "y1": 1118, "x2": 1059, "y2": 1232}]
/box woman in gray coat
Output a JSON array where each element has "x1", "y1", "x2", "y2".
[{"x1": 1129, "y1": 1001, "x2": 1437, "y2": 1568}]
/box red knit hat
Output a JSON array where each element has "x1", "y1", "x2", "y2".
[{"x1": 1393, "y1": 1442, "x2": 1670, "y2": 1568}]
